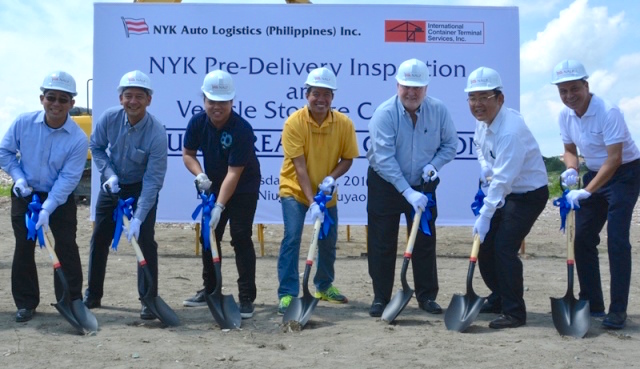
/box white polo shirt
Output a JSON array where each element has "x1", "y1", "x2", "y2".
[{"x1": 559, "y1": 94, "x2": 640, "y2": 171}]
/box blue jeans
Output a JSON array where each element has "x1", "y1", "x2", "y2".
[{"x1": 277, "y1": 196, "x2": 338, "y2": 298}]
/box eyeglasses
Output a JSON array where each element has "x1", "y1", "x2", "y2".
[
  {"x1": 467, "y1": 95, "x2": 495, "y2": 105},
  {"x1": 44, "y1": 95, "x2": 70, "y2": 104}
]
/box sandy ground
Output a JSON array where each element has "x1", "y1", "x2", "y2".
[{"x1": 1, "y1": 194, "x2": 639, "y2": 369}]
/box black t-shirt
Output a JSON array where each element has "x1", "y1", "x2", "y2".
[{"x1": 183, "y1": 111, "x2": 261, "y2": 195}]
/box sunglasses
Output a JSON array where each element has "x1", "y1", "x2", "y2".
[{"x1": 44, "y1": 95, "x2": 71, "y2": 104}]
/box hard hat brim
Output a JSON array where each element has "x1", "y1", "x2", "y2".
[
  {"x1": 203, "y1": 91, "x2": 235, "y2": 101},
  {"x1": 396, "y1": 79, "x2": 428, "y2": 87},
  {"x1": 464, "y1": 86, "x2": 502, "y2": 93},
  {"x1": 551, "y1": 75, "x2": 588, "y2": 85}
]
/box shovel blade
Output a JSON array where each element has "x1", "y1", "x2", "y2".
[
  {"x1": 142, "y1": 295, "x2": 180, "y2": 327},
  {"x1": 550, "y1": 296, "x2": 590, "y2": 338},
  {"x1": 70, "y1": 299, "x2": 99, "y2": 333},
  {"x1": 381, "y1": 287, "x2": 414, "y2": 323},
  {"x1": 444, "y1": 293, "x2": 486, "y2": 332},
  {"x1": 206, "y1": 292, "x2": 241, "y2": 330},
  {"x1": 283, "y1": 295, "x2": 319, "y2": 328}
]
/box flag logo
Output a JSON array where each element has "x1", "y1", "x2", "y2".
[
  {"x1": 121, "y1": 17, "x2": 150, "y2": 38},
  {"x1": 385, "y1": 20, "x2": 426, "y2": 43}
]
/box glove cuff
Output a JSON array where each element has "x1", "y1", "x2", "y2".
[{"x1": 214, "y1": 202, "x2": 225, "y2": 211}]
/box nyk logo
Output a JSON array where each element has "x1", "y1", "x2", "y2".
[
  {"x1": 385, "y1": 20, "x2": 426, "y2": 42},
  {"x1": 121, "y1": 17, "x2": 150, "y2": 37}
]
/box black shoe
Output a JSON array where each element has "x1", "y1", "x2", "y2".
[
  {"x1": 183, "y1": 289, "x2": 207, "y2": 307},
  {"x1": 83, "y1": 296, "x2": 101, "y2": 309},
  {"x1": 16, "y1": 308, "x2": 35, "y2": 323},
  {"x1": 419, "y1": 300, "x2": 443, "y2": 314},
  {"x1": 240, "y1": 300, "x2": 254, "y2": 319},
  {"x1": 489, "y1": 314, "x2": 525, "y2": 329},
  {"x1": 140, "y1": 304, "x2": 156, "y2": 320},
  {"x1": 480, "y1": 300, "x2": 502, "y2": 314},
  {"x1": 602, "y1": 312, "x2": 627, "y2": 330},
  {"x1": 369, "y1": 300, "x2": 386, "y2": 318}
]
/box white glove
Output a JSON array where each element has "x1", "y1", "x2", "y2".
[
  {"x1": 35, "y1": 209, "x2": 50, "y2": 232},
  {"x1": 102, "y1": 175, "x2": 120, "y2": 193},
  {"x1": 561, "y1": 168, "x2": 578, "y2": 187},
  {"x1": 480, "y1": 166, "x2": 493, "y2": 184},
  {"x1": 566, "y1": 189, "x2": 591, "y2": 209},
  {"x1": 195, "y1": 173, "x2": 212, "y2": 192},
  {"x1": 13, "y1": 178, "x2": 32, "y2": 197},
  {"x1": 127, "y1": 217, "x2": 142, "y2": 242},
  {"x1": 209, "y1": 203, "x2": 224, "y2": 230},
  {"x1": 309, "y1": 202, "x2": 325, "y2": 223},
  {"x1": 402, "y1": 188, "x2": 428, "y2": 213},
  {"x1": 472, "y1": 214, "x2": 491, "y2": 242},
  {"x1": 422, "y1": 164, "x2": 439, "y2": 181},
  {"x1": 318, "y1": 176, "x2": 336, "y2": 193}
]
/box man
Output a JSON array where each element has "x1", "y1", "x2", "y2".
[
  {"x1": 182, "y1": 70, "x2": 261, "y2": 319},
  {"x1": 552, "y1": 59, "x2": 640, "y2": 329},
  {"x1": 277, "y1": 67, "x2": 359, "y2": 315},
  {"x1": 84, "y1": 70, "x2": 168, "y2": 320},
  {"x1": 0, "y1": 71, "x2": 88, "y2": 322},
  {"x1": 467, "y1": 67, "x2": 548, "y2": 329},
  {"x1": 366, "y1": 58, "x2": 458, "y2": 317}
]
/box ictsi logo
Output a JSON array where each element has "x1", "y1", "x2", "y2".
[
  {"x1": 121, "y1": 17, "x2": 150, "y2": 38},
  {"x1": 385, "y1": 20, "x2": 426, "y2": 43}
]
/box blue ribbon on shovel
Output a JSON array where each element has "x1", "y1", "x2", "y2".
[
  {"x1": 416, "y1": 193, "x2": 436, "y2": 236},
  {"x1": 314, "y1": 191, "x2": 334, "y2": 240},
  {"x1": 553, "y1": 189, "x2": 574, "y2": 232},
  {"x1": 112, "y1": 197, "x2": 135, "y2": 251},
  {"x1": 471, "y1": 185, "x2": 486, "y2": 216},
  {"x1": 191, "y1": 192, "x2": 216, "y2": 251},
  {"x1": 25, "y1": 194, "x2": 45, "y2": 247}
]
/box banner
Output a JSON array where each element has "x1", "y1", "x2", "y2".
[{"x1": 93, "y1": 3, "x2": 519, "y2": 226}]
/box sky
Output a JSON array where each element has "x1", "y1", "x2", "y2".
[{"x1": 0, "y1": 0, "x2": 638, "y2": 156}]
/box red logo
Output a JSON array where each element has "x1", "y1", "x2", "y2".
[
  {"x1": 385, "y1": 20, "x2": 426, "y2": 43},
  {"x1": 121, "y1": 17, "x2": 150, "y2": 38}
]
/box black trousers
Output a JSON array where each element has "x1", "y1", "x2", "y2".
[
  {"x1": 201, "y1": 192, "x2": 258, "y2": 302},
  {"x1": 85, "y1": 182, "x2": 159, "y2": 301},
  {"x1": 367, "y1": 167, "x2": 439, "y2": 304},
  {"x1": 11, "y1": 191, "x2": 82, "y2": 309},
  {"x1": 478, "y1": 185, "x2": 548, "y2": 322}
]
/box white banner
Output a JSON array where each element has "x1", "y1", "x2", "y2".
[{"x1": 92, "y1": 3, "x2": 519, "y2": 226}]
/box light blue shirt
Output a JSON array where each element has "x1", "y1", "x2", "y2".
[
  {"x1": 90, "y1": 106, "x2": 167, "y2": 221},
  {"x1": 367, "y1": 95, "x2": 458, "y2": 192},
  {"x1": 0, "y1": 111, "x2": 88, "y2": 213}
]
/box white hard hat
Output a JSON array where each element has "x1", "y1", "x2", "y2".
[
  {"x1": 395, "y1": 59, "x2": 430, "y2": 87},
  {"x1": 464, "y1": 67, "x2": 503, "y2": 92},
  {"x1": 40, "y1": 71, "x2": 77, "y2": 96},
  {"x1": 551, "y1": 60, "x2": 588, "y2": 84},
  {"x1": 305, "y1": 67, "x2": 337, "y2": 90},
  {"x1": 118, "y1": 70, "x2": 153, "y2": 95},
  {"x1": 201, "y1": 70, "x2": 235, "y2": 101}
]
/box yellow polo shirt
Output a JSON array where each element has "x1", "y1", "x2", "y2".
[{"x1": 279, "y1": 106, "x2": 359, "y2": 207}]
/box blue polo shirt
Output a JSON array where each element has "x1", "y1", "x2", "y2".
[{"x1": 183, "y1": 111, "x2": 260, "y2": 194}]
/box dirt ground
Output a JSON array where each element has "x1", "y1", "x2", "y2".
[{"x1": 1, "y1": 194, "x2": 639, "y2": 369}]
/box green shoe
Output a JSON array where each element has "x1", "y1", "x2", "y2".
[
  {"x1": 315, "y1": 285, "x2": 348, "y2": 304},
  {"x1": 278, "y1": 295, "x2": 292, "y2": 315}
]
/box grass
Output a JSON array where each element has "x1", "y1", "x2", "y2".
[
  {"x1": 547, "y1": 171, "x2": 563, "y2": 200},
  {"x1": 0, "y1": 185, "x2": 10, "y2": 197}
]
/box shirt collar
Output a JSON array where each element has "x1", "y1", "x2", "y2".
[
  {"x1": 395, "y1": 95, "x2": 422, "y2": 116},
  {"x1": 36, "y1": 111, "x2": 76, "y2": 133},
  {"x1": 304, "y1": 105, "x2": 335, "y2": 127},
  {"x1": 486, "y1": 105, "x2": 506, "y2": 134},
  {"x1": 124, "y1": 112, "x2": 149, "y2": 130}
]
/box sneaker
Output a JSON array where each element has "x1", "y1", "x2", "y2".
[
  {"x1": 183, "y1": 289, "x2": 207, "y2": 307},
  {"x1": 314, "y1": 285, "x2": 348, "y2": 304},
  {"x1": 278, "y1": 295, "x2": 292, "y2": 315},
  {"x1": 240, "y1": 300, "x2": 254, "y2": 319}
]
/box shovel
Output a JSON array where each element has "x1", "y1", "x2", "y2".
[
  {"x1": 550, "y1": 208, "x2": 590, "y2": 338},
  {"x1": 381, "y1": 210, "x2": 422, "y2": 323},
  {"x1": 283, "y1": 218, "x2": 322, "y2": 328},
  {"x1": 205, "y1": 226, "x2": 242, "y2": 329},
  {"x1": 444, "y1": 234, "x2": 486, "y2": 332}
]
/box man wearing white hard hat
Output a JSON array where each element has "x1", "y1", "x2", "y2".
[
  {"x1": 276, "y1": 67, "x2": 358, "y2": 315},
  {"x1": 182, "y1": 70, "x2": 261, "y2": 319},
  {"x1": 466, "y1": 67, "x2": 548, "y2": 329},
  {"x1": 552, "y1": 59, "x2": 640, "y2": 329},
  {"x1": 84, "y1": 70, "x2": 168, "y2": 321},
  {"x1": 0, "y1": 71, "x2": 89, "y2": 323},
  {"x1": 366, "y1": 58, "x2": 458, "y2": 317}
]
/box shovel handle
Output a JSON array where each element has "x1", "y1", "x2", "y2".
[
  {"x1": 470, "y1": 234, "x2": 481, "y2": 262},
  {"x1": 209, "y1": 227, "x2": 221, "y2": 262},
  {"x1": 43, "y1": 230, "x2": 62, "y2": 269},
  {"x1": 566, "y1": 209, "x2": 576, "y2": 263},
  {"x1": 306, "y1": 218, "x2": 322, "y2": 264},
  {"x1": 404, "y1": 210, "x2": 423, "y2": 257},
  {"x1": 122, "y1": 216, "x2": 147, "y2": 265}
]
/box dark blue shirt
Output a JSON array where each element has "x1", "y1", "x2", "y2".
[{"x1": 183, "y1": 111, "x2": 260, "y2": 194}]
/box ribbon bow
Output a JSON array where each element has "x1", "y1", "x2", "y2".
[
  {"x1": 314, "y1": 191, "x2": 334, "y2": 240},
  {"x1": 192, "y1": 192, "x2": 216, "y2": 251},
  {"x1": 25, "y1": 194, "x2": 45, "y2": 247},
  {"x1": 112, "y1": 197, "x2": 135, "y2": 251},
  {"x1": 471, "y1": 183, "x2": 486, "y2": 216},
  {"x1": 552, "y1": 189, "x2": 573, "y2": 232},
  {"x1": 416, "y1": 193, "x2": 436, "y2": 236}
]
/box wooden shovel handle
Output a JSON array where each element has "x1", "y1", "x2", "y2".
[
  {"x1": 122, "y1": 216, "x2": 146, "y2": 263},
  {"x1": 566, "y1": 209, "x2": 576, "y2": 263},
  {"x1": 404, "y1": 210, "x2": 423, "y2": 256},
  {"x1": 470, "y1": 234, "x2": 481, "y2": 262},
  {"x1": 306, "y1": 218, "x2": 322, "y2": 263},
  {"x1": 43, "y1": 230, "x2": 62, "y2": 268}
]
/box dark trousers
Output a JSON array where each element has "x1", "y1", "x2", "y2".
[
  {"x1": 367, "y1": 167, "x2": 439, "y2": 304},
  {"x1": 85, "y1": 183, "x2": 159, "y2": 301},
  {"x1": 201, "y1": 192, "x2": 258, "y2": 302},
  {"x1": 575, "y1": 159, "x2": 640, "y2": 314},
  {"x1": 478, "y1": 185, "x2": 548, "y2": 322},
  {"x1": 11, "y1": 191, "x2": 82, "y2": 309}
]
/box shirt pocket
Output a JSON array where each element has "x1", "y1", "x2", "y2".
[{"x1": 130, "y1": 147, "x2": 149, "y2": 165}]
